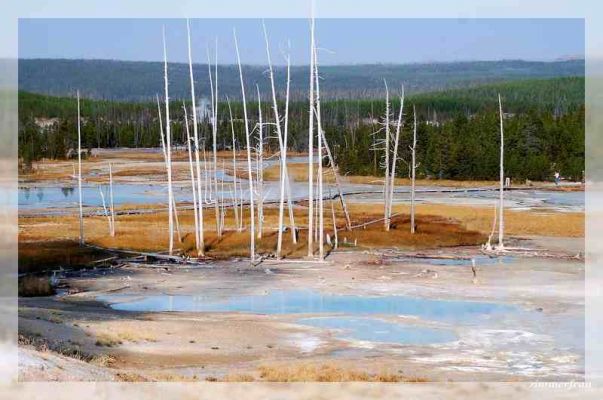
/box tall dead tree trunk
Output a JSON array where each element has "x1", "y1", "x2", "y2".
[
  {"x1": 98, "y1": 185, "x2": 111, "y2": 235},
  {"x1": 314, "y1": 46, "x2": 325, "y2": 261},
  {"x1": 410, "y1": 105, "x2": 417, "y2": 234},
  {"x1": 227, "y1": 98, "x2": 241, "y2": 232},
  {"x1": 387, "y1": 88, "x2": 405, "y2": 229},
  {"x1": 307, "y1": 11, "x2": 316, "y2": 257},
  {"x1": 109, "y1": 162, "x2": 115, "y2": 237},
  {"x1": 186, "y1": 19, "x2": 205, "y2": 256},
  {"x1": 283, "y1": 47, "x2": 297, "y2": 245},
  {"x1": 77, "y1": 91, "x2": 84, "y2": 245},
  {"x1": 497, "y1": 93, "x2": 505, "y2": 250},
  {"x1": 162, "y1": 28, "x2": 174, "y2": 254},
  {"x1": 330, "y1": 196, "x2": 338, "y2": 249},
  {"x1": 207, "y1": 43, "x2": 221, "y2": 236},
  {"x1": 263, "y1": 22, "x2": 290, "y2": 258},
  {"x1": 284, "y1": 171, "x2": 297, "y2": 243},
  {"x1": 383, "y1": 80, "x2": 391, "y2": 231},
  {"x1": 256, "y1": 85, "x2": 264, "y2": 237},
  {"x1": 183, "y1": 103, "x2": 200, "y2": 252},
  {"x1": 234, "y1": 29, "x2": 255, "y2": 262}
]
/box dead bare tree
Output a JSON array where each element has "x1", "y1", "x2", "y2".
[
  {"x1": 383, "y1": 80, "x2": 391, "y2": 231},
  {"x1": 410, "y1": 105, "x2": 417, "y2": 234},
  {"x1": 483, "y1": 202, "x2": 498, "y2": 251},
  {"x1": 387, "y1": 87, "x2": 405, "y2": 230},
  {"x1": 256, "y1": 85, "x2": 264, "y2": 237},
  {"x1": 227, "y1": 98, "x2": 241, "y2": 231},
  {"x1": 156, "y1": 94, "x2": 182, "y2": 248},
  {"x1": 497, "y1": 93, "x2": 505, "y2": 250},
  {"x1": 207, "y1": 41, "x2": 221, "y2": 236},
  {"x1": 183, "y1": 103, "x2": 200, "y2": 252},
  {"x1": 77, "y1": 91, "x2": 84, "y2": 245},
  {"x1": 162, "y1": 28, "x2": 174, "y2": 254},
  {"x1": 263, "y1": 22, "x2": 291, "y2": 258},
  {"x1": 313, "y1": 45, "x2": 325, "y2": 261},
  {"x1": 108, "y1": 163, "x2": 115, "y2": 237},
  {"x1": 307, "y1": 10, "x2": 316, "y2": 257},
  {"x1": 282, "y1": 46, "x2": 297, "y2": 245},
  {"x1": 330, "y1": 196, "x2": 338, "y2": 249},
  {"x1": 234, "y1": 28, "x2": 256, "y2": 262},
  {"x1": 98, "y1": 185, "x2": 111, "y2": 235},
  {"x1": 220, "y1": 159, "x2": 226, "y2": 232},
  {"x1": 186, "y1": 19, "x2": 205, "y2": 256}
]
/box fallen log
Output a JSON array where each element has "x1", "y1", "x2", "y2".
[
  {"x1": 480, "y1": 248, "x2": 582, "y2": 260},
  {"x1": 382, "y1": 252, "x2": 473, "y2": 260},
  {"x1": 83, "y1": 243, "x2": 212, "y2": 265}
]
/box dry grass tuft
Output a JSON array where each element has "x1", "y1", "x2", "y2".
[
  {"x1": 257, "y1": 363, "x2": 428, "y2": 382},
  {"x1": 19, "y1": 333, "x2": 114, "y2": 366},
  {"x1": 150, "y1": 373, "x2": 199, "y2": 382},
  {"x1": 92, "y1": 329, "x2": 156, "y2": 348},
  {"x1": 222, "y1": 373, "x2": 255, "y2": 382},
  {"x1": 95, "y1": 333, "x2": 123, "y2": 347},
  {"x1": 115, "y1": 330, "x2": 157, "y2": 343},
  {"x1": 116, "y1": 372, "x2": 149, "y2": 382},
  {"x1": 88, "y1": 354, "x2": 116, "y2": 367}
]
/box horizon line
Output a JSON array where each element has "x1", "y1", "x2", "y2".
[{"x1": 17, "y1": 56, "x2": 586, "y2": 67}]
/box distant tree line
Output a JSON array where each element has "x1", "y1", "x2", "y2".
[
  {"x1": 19, "y1": 77, "x2": 584, "y2": 181},
  {"x1": 19, "y1": 58, "x2": 584, "y2": 101}
]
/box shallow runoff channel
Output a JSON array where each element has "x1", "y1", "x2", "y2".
[{"x1": 19, "y1": 181, "x2": 584, "y2": 214}]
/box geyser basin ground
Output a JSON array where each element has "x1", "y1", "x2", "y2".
[{"x1": 18, "y1": 231, "x2": 584, "y2": 382}]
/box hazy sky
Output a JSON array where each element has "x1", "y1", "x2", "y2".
[{"x1": 19, "y1": 18, "x2": 584, "y2": 65}]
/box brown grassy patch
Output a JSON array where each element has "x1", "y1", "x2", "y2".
[
  {"x1": 18, "y1": 276, "x2": 55, "y2": 297},
  {"x1": 18, "y1": 239, "x2": 112, "y2": 273},
  {"x1": 350, "y1": 203, "x2": 584, "y2": 238},
  {"x1": 257, "y1": 363, "x2": 427, "y2": 382},
  {"x1": 20, "y1": 193, "x2": 581, "y2": 261},
  {"x1": 19, "y1": 203, "x2": 484, "y2": 258}
]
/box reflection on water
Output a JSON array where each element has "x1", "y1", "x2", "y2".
[
  {"x1": 19, "y1": 171, "x2": 584, "y2": 213},
  {"x1": 61, "y1": 187, "x2": 75, "y2": 197}
]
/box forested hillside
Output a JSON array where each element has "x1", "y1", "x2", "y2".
[
  {"x1": 19, "y1": 77, "x2": 584, "y2": 181},
  {"x1": 19, "y1": 58, "x2": 584, "y2": 101}
]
